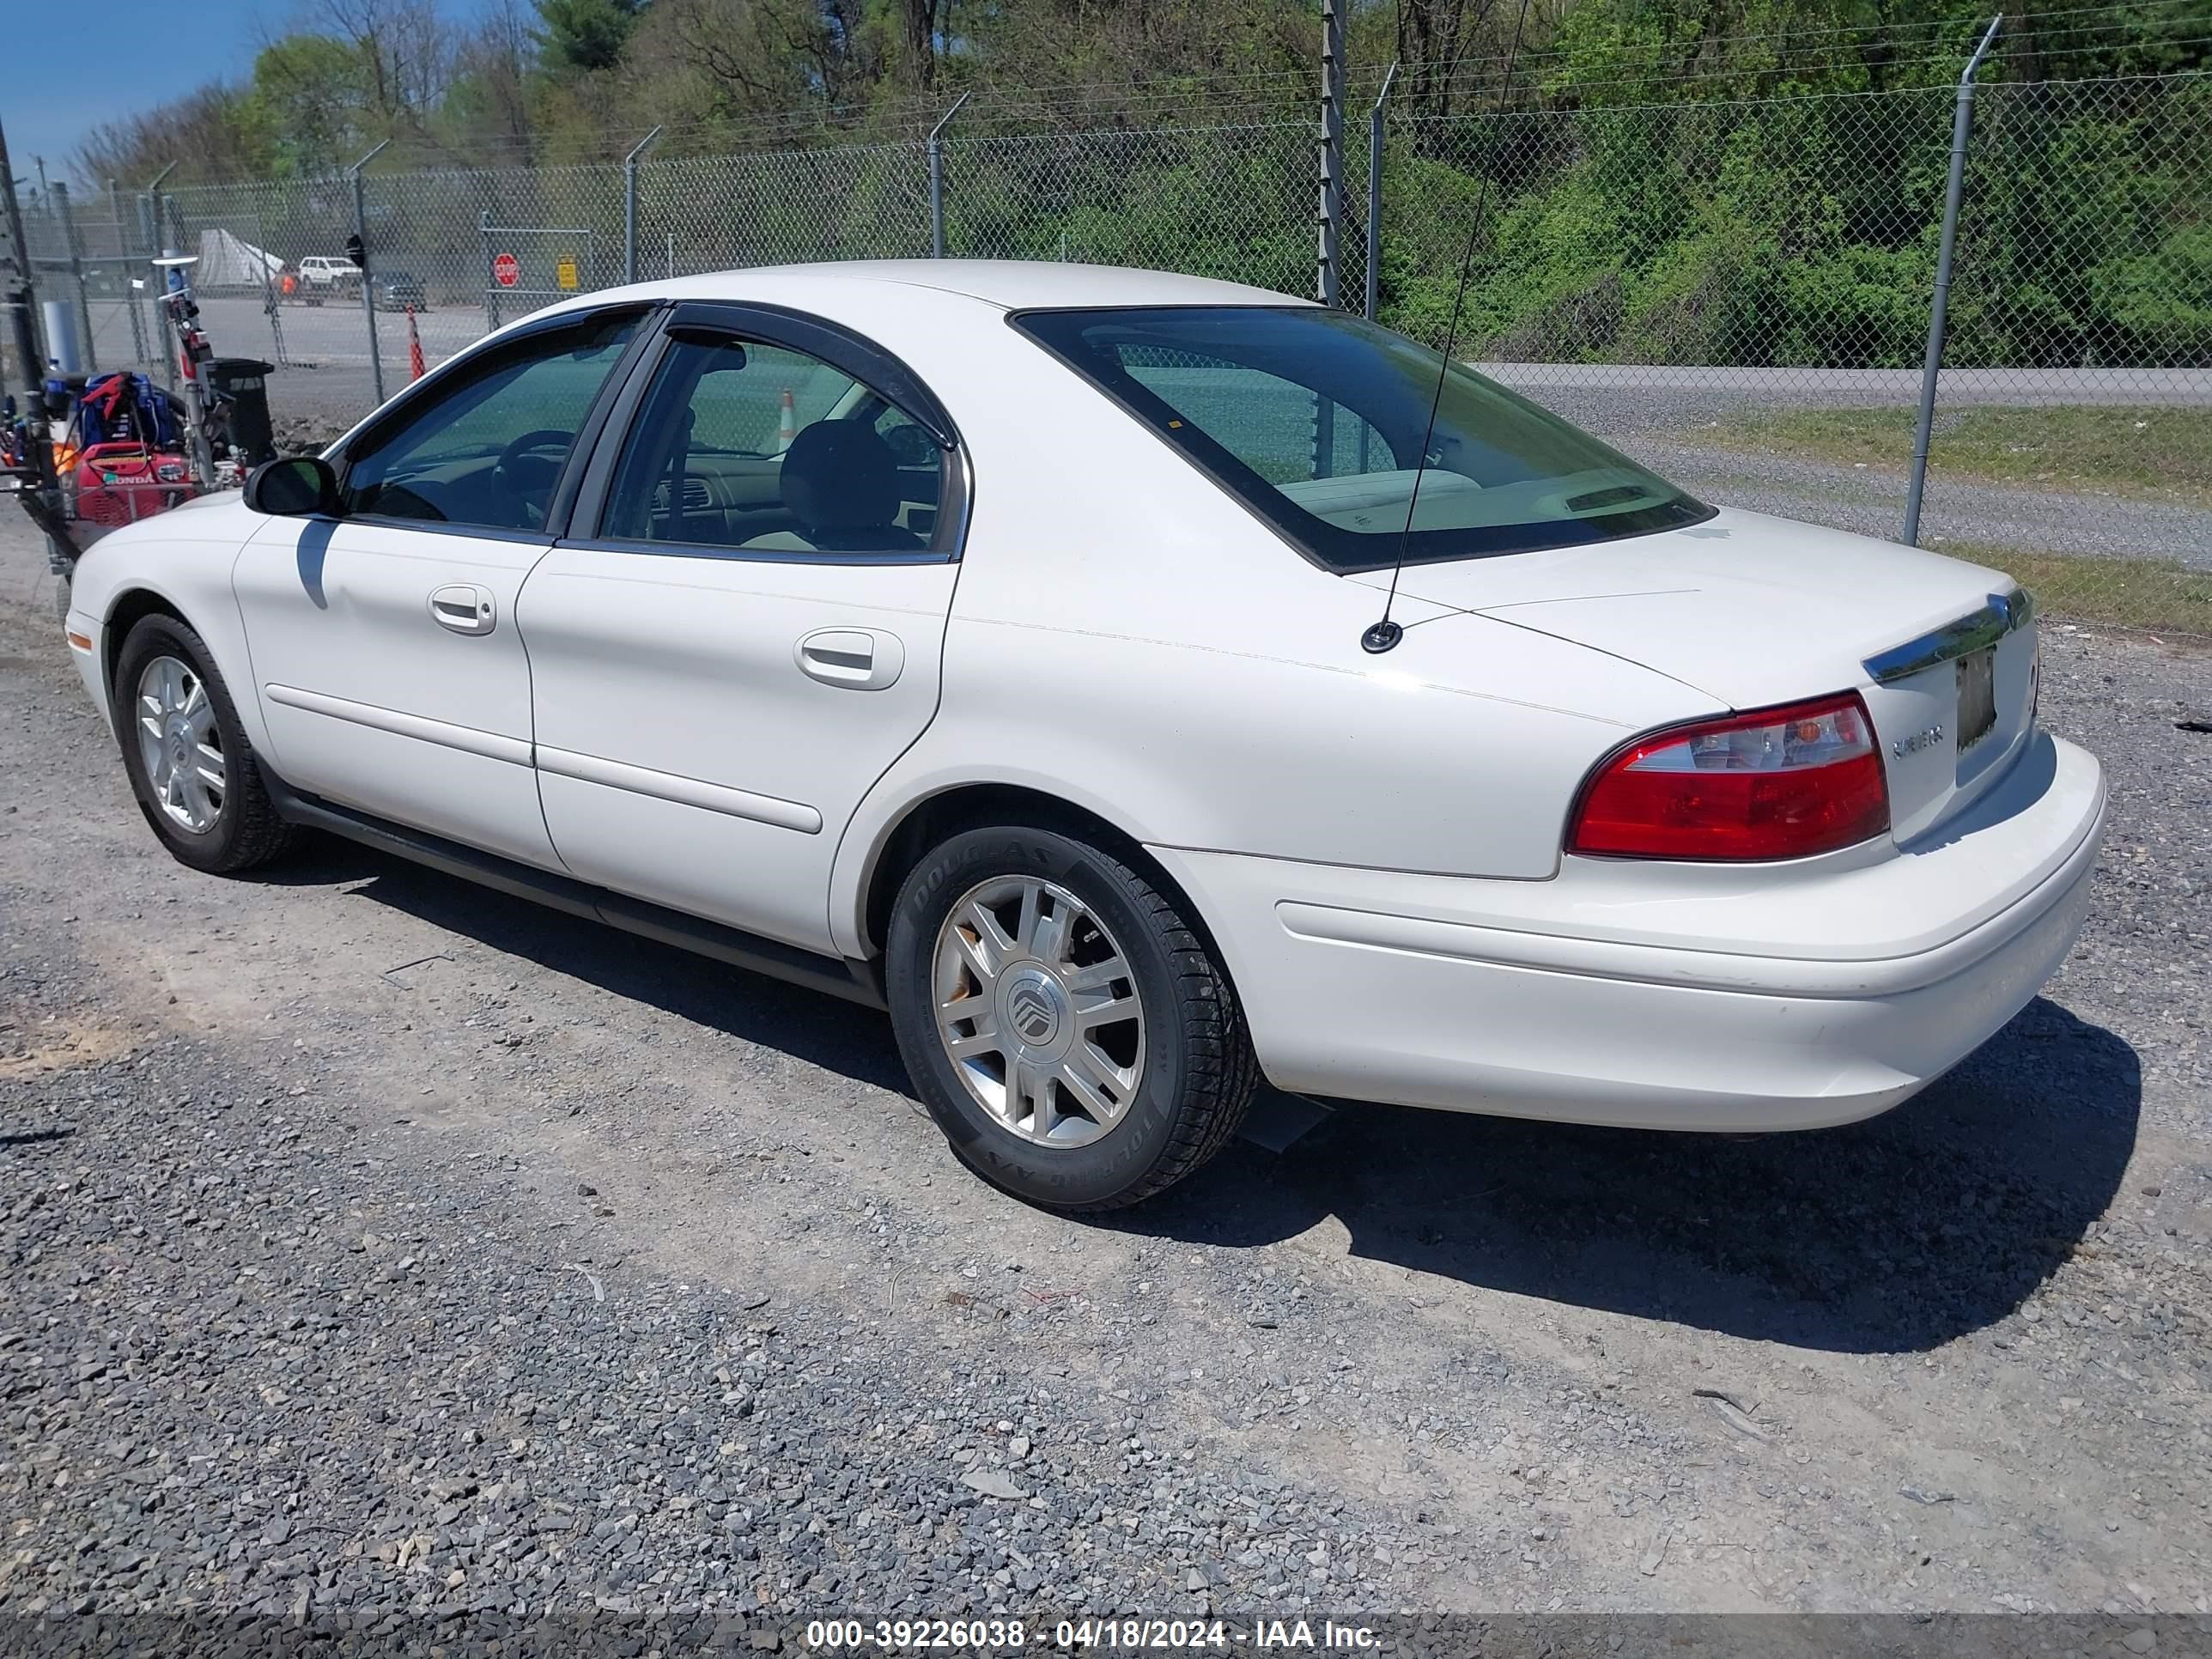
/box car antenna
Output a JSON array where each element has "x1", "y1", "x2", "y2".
[{"x1": 1362, "y1": 0, "x2": 1537, "y2": 656}]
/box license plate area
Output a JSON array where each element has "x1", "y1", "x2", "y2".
[{"x1": 1955, "y1": 647, "x2": 1997, "y2": 756}]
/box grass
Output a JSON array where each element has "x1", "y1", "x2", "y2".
[
  {"x1": 1939, "y1": 542, "x2": 2212, "y2": 637},
  {"x1": 1702, "y1": 404, "x2": 2212, "y2": 507}
]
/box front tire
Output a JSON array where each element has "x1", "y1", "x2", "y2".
[
  {"x1": 112, "y1": 613, "x2": 297, "y2": 874},
  {"x1": 887, "y1": 824, "x2": 1258, "y2": 1211}
]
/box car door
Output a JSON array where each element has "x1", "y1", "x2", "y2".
[
  {"x1": 233, "y1": 304, "x2": 649, "y2": 867},
  {"x1": 517, "y1": 301, "x2": 967, "y2": 953}
]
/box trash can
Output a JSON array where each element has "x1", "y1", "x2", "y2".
[{"x1": 206, "y1": 357, "x2": 277, "y2": 466}]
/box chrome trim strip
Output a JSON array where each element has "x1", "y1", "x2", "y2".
[
  {"x1": 264, "y1": 684, "x2": 533, "y2": 766},
  {"x1": 558, "y1": 537, "x2": 951, "y2": 569},
  {"x1": 1863, "y1": 587, "x2": 2035, "y2": 685},
  {"x1": 535, "y1": 744, "x2": 823, "y2": 835}
]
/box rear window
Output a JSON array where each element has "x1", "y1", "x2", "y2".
[{"x1": 1011, "y1": 306, "x2": 1711, "y2": 571}]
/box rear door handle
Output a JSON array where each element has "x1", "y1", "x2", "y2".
[
  {"x1": 429, "y1": 584, "x2": 495, "y2": 635},
  {"x1": 796, "y1": 628, "x2": 904, "y2": 690}
]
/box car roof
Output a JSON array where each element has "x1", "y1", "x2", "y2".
[{"x1": 572, "y1": 260, "x2": 1316, "y2": 313}]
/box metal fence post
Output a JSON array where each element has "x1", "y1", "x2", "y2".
[
  {"x1": 349, "y1": 141, "x2": 391, "y2": 406},
  {"x1": 481, "y1": 210, "x2": 499, "y2": 333},
  {"x1": 1365, "y1": 63, "x2": 1398, "y2": 321},
  {"x1": 1903, "y1": 15, "x2": 2002, "y2": 548},
  {"x1": 110, "y1": 178, "x2": 149, "y2": 366},
  {"x1": 246, "y1": 209, "x2": 289, "y2": 369},
  {"x1": 144, "y1": 162, "x2": 177, "y2": 391},
  {"x1": 51, "y1": 182, "x2": 96, "y2": 374},
  {"x1": 927, "y1": 93, "x2": 970, "y2": 258},
  {"x1": 623, "y1": 127, "x2": 662, "y2": 284},
  {"x1": 1318, "y1": 0, "x2": 1345, "y2": 306}
]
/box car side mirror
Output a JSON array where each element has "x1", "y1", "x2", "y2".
[{"x1": 245, "y1": 455, "x2": 339, "y2": 517}]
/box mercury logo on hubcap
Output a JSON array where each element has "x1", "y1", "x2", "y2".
[
  {"x1": 1007, "y1": 978, "x2": 1060, "y2": 1047},
  {"x1": 933, "y1": 874, "x2": 1147, "y2": 1150}
]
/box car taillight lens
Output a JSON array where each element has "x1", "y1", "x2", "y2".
[{"x1": 1569, "y1": 691, "x2": 1890, "y2": 861}]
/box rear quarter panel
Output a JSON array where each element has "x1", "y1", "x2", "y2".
[{"x1": 819, "y1": 296, "x2": 1716, "y2": 955}]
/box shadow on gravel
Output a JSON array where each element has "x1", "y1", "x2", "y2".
[
  {"x1": 287, "y1": 842, "x2": 2137, "y2": 1354},
  {"x1": 1130, "y1": 998, "x2": 2142, "y2": 1355},
  {"x1": 0, "y1": 1127, "x2": 76, "y2": 1148},
  {"x1": 332, "y1": 853, "x2": 912, "y2": 1093}
]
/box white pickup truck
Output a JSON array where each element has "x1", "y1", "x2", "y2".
[{"x1": 294, "y1": 256, "x2": 359, "y2": 304}]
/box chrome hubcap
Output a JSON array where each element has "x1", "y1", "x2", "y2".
[
  {"x1": 135, "y1": 655, "x2": 225, "y2": 835},
  {"x1": 932, "y1": 875, "x2": 1146, "y2": 1148}
]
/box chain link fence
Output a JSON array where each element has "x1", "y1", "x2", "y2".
[{"x1": 12, "y1": 70, "x2": 2207, "y2": 635}]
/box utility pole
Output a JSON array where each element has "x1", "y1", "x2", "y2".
[
  {"x1": 0, "y1": 114, "x2": 46, "y2": 401},
  {"x1": 1, "y1": 117, "x2": 76, "y2": 591}
]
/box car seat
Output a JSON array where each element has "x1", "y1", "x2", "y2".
[{"x1": 743, "y1": 421, "x2": 925, "y2": 553}]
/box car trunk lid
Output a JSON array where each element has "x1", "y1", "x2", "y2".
[{"x1": 1369, "y1": 507, "x2": 2040, "y2": 842}]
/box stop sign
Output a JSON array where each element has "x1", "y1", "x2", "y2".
[{"x1": 492, "y1": 252, "x2": 520, "y2": 289}]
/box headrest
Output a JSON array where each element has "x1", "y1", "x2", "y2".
[{"x1": 779, "y1": 420, "x2": 900, "y2": 532}]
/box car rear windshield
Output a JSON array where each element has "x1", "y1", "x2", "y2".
[{"x1": 1011, "y1": 306, "x2": 1711, "y2": 571}]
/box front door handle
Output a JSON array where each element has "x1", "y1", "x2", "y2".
[
  {"x1": 796, "y1": 628, "x2": 904, "y2": 691},
  {"x1": 429, "y1": 584, "x2": 495, "y2": 635}
]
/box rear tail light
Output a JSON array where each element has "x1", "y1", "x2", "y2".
[{"x1": 1569, "y1": 691, "x2": 1889, "y2": 860}]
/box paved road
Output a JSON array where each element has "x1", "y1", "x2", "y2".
[
  {"x1": 85, "y1": 295, "x2": 2212, "y2": 408},
  {"x1": 3, "y1": 514, "x2": 2209, "y2": 1628}
]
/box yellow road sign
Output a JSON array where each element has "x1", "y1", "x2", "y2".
[{"x1": 556, "y1": 257, "x2": 580, "y2": 291}]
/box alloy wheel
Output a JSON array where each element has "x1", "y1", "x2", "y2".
[
  {"x1": 931, "y1": 874, "x2": 1146, "y2": 1147},
  {"x1": 135, "y1": 654, "x2": 226, "y2": 834}
]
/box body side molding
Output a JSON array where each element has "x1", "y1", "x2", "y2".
[{"x1": 264, "y1": 683, "x2": 534, "y2": 767}]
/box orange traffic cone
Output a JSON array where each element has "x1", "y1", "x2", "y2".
[
  {"x1": 776, "y1": 387, "x2": 797, "y2": 452},
  {"x1": 406, "y1": 305, "x2": 426, "y2": 381}
]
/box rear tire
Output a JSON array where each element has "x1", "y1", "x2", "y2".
[
  {"x1": 112, "y1": 613, "x2": 297, "y2": 875},
  {"x1": 886, "y1": 823, "x2": 1258, "y2": 1211}
]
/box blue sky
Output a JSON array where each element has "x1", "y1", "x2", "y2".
[
  {"x1": 1, "y1": 1, "x2": 501, "y2": 190},
  {"x1": 2, "y1": 2, "x2": 280, "y2": 189}
]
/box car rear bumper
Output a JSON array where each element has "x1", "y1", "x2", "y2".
[{"x1": 1151, "y1": 732, "x2": 2106, "y2": 1132}]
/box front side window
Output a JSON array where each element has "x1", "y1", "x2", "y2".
[
  {"x1": 339, "y1": 310, "x2": 639, "y2": 531},
  {"x1": 1012, "y1": 307, "x2": 1711, "y2": 571},
  {"x1": 599, "y1": 332, "x2": 946, "y2": 556}
]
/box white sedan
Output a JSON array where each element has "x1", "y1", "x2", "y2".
[{"x1": 61, "y1": 261, "x2": 2106, "y2": 1211}]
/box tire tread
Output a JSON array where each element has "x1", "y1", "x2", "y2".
[
  {"x1": 1066, "y1": 844, "x2": 1261, "y2": 1211},
  {"x1": 890, "y1": 824, "x2": 1260, "y2": 1212}
]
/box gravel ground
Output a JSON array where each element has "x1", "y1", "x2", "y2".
[{"x1": 2, "y1": 515, "x2": 2209, "y2": 1634}]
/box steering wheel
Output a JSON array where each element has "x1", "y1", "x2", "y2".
[{"x1": 493, "y1": 428, "x2": 574, "y2": 521}]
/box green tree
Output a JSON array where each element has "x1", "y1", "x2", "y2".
[
  {"x1": 250, "y1": 34, "x2": 374, "y2": 176},
  {"x1": 535, "y1": 0, "x2": 647, "y2": 74}
]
